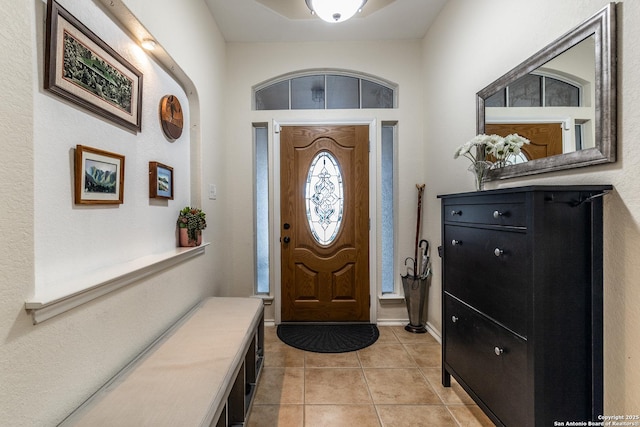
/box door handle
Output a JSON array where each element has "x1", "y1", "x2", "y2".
[{"x1": 283, "y1": 236, "x2": 290, "y2": 244}]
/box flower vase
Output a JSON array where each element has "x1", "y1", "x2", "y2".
[
  {"x1": 179, "y1": 228, "x2": 202, "y2": 247},
  {"x1": 469, "y1": 160, "x2": 492, "y2": 191}
]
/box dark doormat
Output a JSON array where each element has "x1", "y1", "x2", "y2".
[{"x1": 277, "y1": 323, "x2": 379, "y2": 353}]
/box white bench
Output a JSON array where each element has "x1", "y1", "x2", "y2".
[{"x1": 59, "y1": 297, "x2": 264, "y2": 427}]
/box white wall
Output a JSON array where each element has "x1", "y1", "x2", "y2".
[
  {"x1": 33, "y1": 0, "x2": 191, "y2": 293},
  {"x1": 0, "y1": 0, "x2": 227, "y2": 424},
  {"x1": 423, "y1": 0, "x2": 640, "y2": 414},
  {"x1": 225, "y1": 40, "x2": 426, "y2": 323}
]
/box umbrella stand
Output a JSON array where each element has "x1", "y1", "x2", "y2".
[
  {"x1": 401, "y1": 184, "x2": 430, "y2": 333},
  {"x1": 402, "y1": 273, "x2": 429, "y2": 333}
]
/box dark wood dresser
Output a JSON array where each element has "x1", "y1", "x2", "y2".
[{"x1": 438, "y1": 185, "x2": 611, "y2": 427}]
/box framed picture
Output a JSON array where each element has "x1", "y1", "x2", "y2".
[
  {"x1": 44, "y1": 0, "x2": 143, "y2": 132},
  {"x1": 74, "y1": 145, "x2": 125, "y2": 204},
  {"x1": 149, "y1": 162, "x2": 174, "y2": 199}
]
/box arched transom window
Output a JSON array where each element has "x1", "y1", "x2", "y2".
[
  {"x1": 485, "y1": 72, "x2": 583, "y2": 107},
  {"x1": 253, "y1": 70, "x2": 397, "y2": 110}
]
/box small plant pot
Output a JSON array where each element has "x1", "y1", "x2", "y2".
[{"x1": 179, "y1": 228, "x2": 202, "y2": 247}]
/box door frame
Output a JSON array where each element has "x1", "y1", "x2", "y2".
[{"x1": 272, "y1": 119, "x2": 378, "y2": 324}]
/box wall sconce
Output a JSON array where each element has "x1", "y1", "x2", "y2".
[{"x1": 140, "y1": 38, "x2": 156, "y2": 51}]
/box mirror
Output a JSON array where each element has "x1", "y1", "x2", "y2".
[{"x1": 478, "y1": 3, "x2": 616, "y2": 180}]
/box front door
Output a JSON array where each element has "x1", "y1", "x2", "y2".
[
  {"x1": 485, "y1": 122, "x2": 563, "y2": 160},
  {"x1": 280, "y1": 125, "x2": 369, "y2": 322}
]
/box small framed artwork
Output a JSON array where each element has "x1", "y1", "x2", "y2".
[
  {"x1": 149, "y1": 162, "x2": 174, "y2": 199},
  {"x1": 74, "y1": 145, "x2": 125, "y2": 204},
  {"x1": 44, "y1": 0, "x2": 143, "y2": 132}
]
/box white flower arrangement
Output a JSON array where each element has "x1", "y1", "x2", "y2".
[
  {"x1": 454, "y1": 133, "x2": 530, "y2": 190},
  {"x1": 454, "y1": 133, "x2": 530, "y2": 166}
]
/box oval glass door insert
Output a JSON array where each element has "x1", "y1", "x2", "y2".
[{"x1": 305, "y1": 151, "x2": 344, "y2": 245}]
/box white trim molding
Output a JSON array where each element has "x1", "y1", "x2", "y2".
[{"x1": 25, "y1": 244, "x2": 209, "y2": 324}]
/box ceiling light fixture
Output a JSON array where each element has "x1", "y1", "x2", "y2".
[{"x1": 305, "y1": 0, "x2": 368, "y2": 23}]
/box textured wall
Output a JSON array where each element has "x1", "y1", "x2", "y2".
[
  {"x1": 0, "y1": 0, "x2": 225, "y2": 424},
  {"x1": 0, "y1": 0, "x2": 37, "y2": 420},
  {"x1": 423, "y1": 0, "x2": 640, "y2": 414},
  {"x1": 33, "y1": 0, "x2": 191, "y2": 294}
]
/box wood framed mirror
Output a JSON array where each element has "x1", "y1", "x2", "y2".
[{"x1": 478, "y1": 3, "x2": 617, "y2": 180}]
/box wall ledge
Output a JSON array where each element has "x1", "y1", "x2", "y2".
[{"x1": 25, "y1": 244, "x2": 209, "y2": 325}]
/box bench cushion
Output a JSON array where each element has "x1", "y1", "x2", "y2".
[{"x1": 63, "y1": 297, "x2": 263, "y2": 426}]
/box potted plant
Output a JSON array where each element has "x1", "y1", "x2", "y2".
[{"x1": 177, "y1": 206, "x2": 206, "y2": 247}]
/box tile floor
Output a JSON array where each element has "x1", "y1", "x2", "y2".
[{"x1": 246, "y1": 325, "x2": 495, "y2": 427}]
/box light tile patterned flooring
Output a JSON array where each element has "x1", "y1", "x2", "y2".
[{"x1": 246, "y1": 325, "x2": 495, "y2": 427}]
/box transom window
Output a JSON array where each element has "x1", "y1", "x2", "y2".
[
  {"x1": 254, "y1": 71, "x2": 396, "y2": 110},
  {"x1": 485, "y1": 73, "x2": 582, "y2": 107}
]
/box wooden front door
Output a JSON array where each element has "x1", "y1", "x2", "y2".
[
  {"x1": 280, "y1": 125, "x2": 369, "y2": 322},
  {"x1": 485, "y1": 122, "x2": 563, "y2": 160}
]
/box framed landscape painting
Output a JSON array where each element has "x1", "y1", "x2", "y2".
[
  {"x1": 149, "y1": 162, "x2": 174, "y2": 199},
  {"x1": 44, "y1": 0, "x2": 143, "y2": 132},
  {"x1": 74, "y1": 145, "x2": 125, "y2": 205}
]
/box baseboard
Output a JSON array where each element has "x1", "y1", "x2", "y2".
[{"x1": 375, "y1": 319, "x2": 441, "y2": 344}]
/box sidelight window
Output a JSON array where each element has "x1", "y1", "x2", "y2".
[
  {"x1": 254, "y1": 124, "x2": 270, "y2": 295},
  {"x1": 381, "y1": 123, "x2": 396, "y2": 294}
]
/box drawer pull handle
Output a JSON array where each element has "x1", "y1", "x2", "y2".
[
  {"x1": 493, "y1": 210, "x2": 505, "y2": 219},
  {"x1": 494, "y1": 347, "x2": 504, "y2": 356},
  {"x1": 494, "y1": 248, "x2": 504, "y2": 257},
  {"x1": 451, "y1": 210, "x2": 462, "y2": 216},
  {"x1": 451, "y1": 239, "x2": 462, "y2": 246},
  {"x1": 451, "y1": 316, "x2": 459, "y2": 323}
]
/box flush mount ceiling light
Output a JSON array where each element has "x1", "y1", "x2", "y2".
[{"x1": 305, "y1": 0, "x2": 368, "y2": 23}]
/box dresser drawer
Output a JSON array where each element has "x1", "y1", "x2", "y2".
[
  {"x1": 445, "y1": 295, "x2": 528, "y2": 427},
  {"x1": 444, "y1": 224, "x2": 529, "y2": 336},
  {"x1": 445, "y1": 202, "x2": 526, "y2": 227}
]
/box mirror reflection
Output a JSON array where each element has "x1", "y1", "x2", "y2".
[
  {"x1": 477, "y1": 3, "x2": 616, "y2": 180},
  {"x1": 484, "y1": 36, "x2": 595, "y2": 163}
]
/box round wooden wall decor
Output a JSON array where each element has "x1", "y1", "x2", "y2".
[{"x1": 159, "y1": 95, "x2": 183, "y2": 140}]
